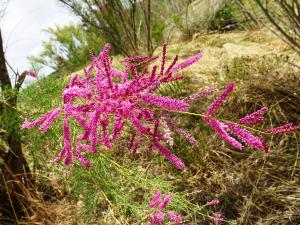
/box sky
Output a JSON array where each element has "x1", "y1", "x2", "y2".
[{"x1": 0, "y1": 0, "x2": 79, "y2": 83}]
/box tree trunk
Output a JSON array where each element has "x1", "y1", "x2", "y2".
[
  {"x1": 0, "y1": 28, "x2": 33, "y2": 224},
  {"x1": 146, "y1": 0, "x2": 152, "y2": 55}
]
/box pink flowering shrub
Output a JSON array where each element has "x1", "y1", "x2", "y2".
[
  {"x1": 22, "y1": 43, "x2": 300, "y2": 224},
  {"x1": 22, "y1": 43, "x2": 204, "y2": 169},
  {"x1": 22, "y1": 43, "x2": 300, "y2": 170}
]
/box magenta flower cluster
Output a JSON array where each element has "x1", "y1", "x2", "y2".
[
  {"x1": 202, "y1": 82, "x2": 300, "y2": 152},
  {"x1": 206, "y1": 198, "x2": 224, "y2": 223},
  {"x1": 22, "y1": 43, "x2": 300, "y2": 170},
  {"x1": 239, "y1": 107, "x2": 268, "y2": 126},
  {"x1": 203, "y1": 83, "x2": 267, "y2": 152},
  {"x1": 22, "y1": 43, "x2": 204, "y2": 169},
  {"x1": 268, "y1": 123, "x2": 300, "y2": 134},
  {"x1": 27, "y1": 70, "x2": 38, "y2": 78},
  {"x1": 149, "y1": 191, "x2": 184, "y2": 225}
]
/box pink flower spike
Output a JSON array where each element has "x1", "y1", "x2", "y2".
[
  {"x1": 164, "y1": 118, "x2": 198, "y2": 146},
  {"x1": 39, "y1": 108, "x2": 62, "y2": 133},
  {"x1": 130, "y1": 116, "x2": 151, "y2": 134},
  {"x1": 128, "y1": 132, "x2": 136, "y2": 150},
  {"x1": 89, "y1": 111, "x2": 101, "y2": 147},
  {"x1": 130, "y1": 64, "x2": 138, "y2": 79},
  {"x1": 165, "y1": 55, "x2": 179, "y2": 75},
  {"x1": 111, "y1": 115, "x2": 124, "y2": 140},
  {"x1": 185, "y1": 87, "x2": 216, "y2": 103},
  {"x1": 167, "y1": 211, "x2": 182, "y2": 223},
  {"x1": 27, "y1": 70, "x2": 37, "y2": 78},
  {"x1": 149, "y1": 215, "x2": 156, "y2": 225},
  {"x1": 227, "y1": 123, "x2": 265, "y2": 150},
  {"x1": 65, "y1": 106, "x2": 88, "y2": 130},
  {"x1": 154, "y1": 211, "x2": 165, "y2": 225},
  {"x1": 212, "y1": 212, "x2": 224, "y2": 223},
  {"x1": 52, "y1": 148, "x2": 66, "y2": 164},
  {"x1": 206, "y1": 199, "x2": 220, "y2": 206},
  {"x1": 206, "y1": 119, "x2": 243, "y2": 149},
  {"x1": 206, "y1": 82, "x2": 235, "y2": 116},
  {"x1": 141, "y1": 94, "x2": 189, "y2": 111},
  {"x1": 161, "y1": 119, "x2": 174, "y2": 146},
  {"x1": 159, "y1": 43, "x2": 167, "y2": 76},
  {"x1": 122, "y1": 55, "x2": 148, "y2": 63},
  {"x1": 63, "y1": 87, "x2": 92, "y2": 104},
  {"x1": 149, "y1": 191, "x2": 161, "y2": 208},
  {"x1": 169, "y1": 53, "x2": 203, "y2": 74},
  {"x1": 103, "y1": 56, "x2": 113, "y2": 88},
  {"x1": 21, "y1": 118, "x2": 31, "y2": 129},
  {"x1": 239, "y1": 107, "x2": 268, "y2": 126},
  {"x1": 158, "y1": 194, "x2": 173, "y2": 210},
  {"x1": 76, "y1": 143, "x2": 97, "y2": 153},
  {"x1": 148, "y1": 211, "x2": 165, "y2": 225},
  {"x1": 100, "y1": 117, "x2": 112, "y2": 149},
  {"x1": 73, "y1": 150, "x2": 91, "y2": 168},
  {"x1": 83, "y1": 67, "x2": 91, "y2": 79},
  {"x1": 21, "y1": 110, "x2": 54, "y2": 129},
  {"x1": 62, "y1": 116, "x2": 72, "y2": 165},
  {"x1": 99, "y1": 43, "x2": 111, "y2": 61},
  {"x1": 69, "y1": 73, "x2": 79, "y2": 87},
  {"x1": 154, "y1": 142, "x2": 185, "y2": 170},
  {"x1": 150, "y1": 65, "x2": 158, "y2": 81},
  {"x1": 269, "y1": 123, "x2": 300, "y2": 134},
  {"x1": 135, "y1": 56, "x2": 159, "y2": 67}
]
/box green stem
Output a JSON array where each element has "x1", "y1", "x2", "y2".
[{"x1": 162, "y1": 109, "x2": 270, "y2": 135}]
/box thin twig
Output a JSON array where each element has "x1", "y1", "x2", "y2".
[{"x1": 162, "y1": 109, "x2": 270, "y2": 135}]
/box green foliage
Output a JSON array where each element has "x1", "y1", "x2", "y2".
[
  {"x1": 66, "y1": 148, "x2": 205, "y2": 224},
  {"x1": 172, "y1": 14, "x2": 182, "y2": 29},
  {"x1": 0, "y1": 89, "x2": 21, "y2": 144},
  {"x1": 59, "y1": 0, "x2": 176, "y2": 56},
  {"x1": 208, "y1": 3, "x2": 242, "y2": 31},
  {"x1": 59, "y1": 0, "x2": 144, "y2": 56},
  {"x1": 19, "y1": 73, "x2": 66, "y2": 170},
  {"x1": 223, "y1": 57, "x2": 251, "y2": 82},
  {"x1": 222, "y1": 55, "x2": 279, "y2": 83},
  {"x1": 0, "y1": 107, "x2": 21, "y2": 149},
  {"x1": 69, "y1": 153, "x2": 162, "y2": 222},
  {"x1": 167, "y1": 0, "x2": 257, "y2": 37},
  {"x1": 157, "y1": 77, "x2": 192, "y2": 98},
  {"x1": 151, "y1": 19, "x2": 166, "y2": 45},
  {"x1": 28, "y1": 24, "x2": 104, "y2": 72}
]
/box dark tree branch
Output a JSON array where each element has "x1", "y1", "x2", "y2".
[
  {"x1": 58, "y1": 0, "x2": 154, "y2": 56},
  {"x1": 252, "y1": 0, "x2": 300, "y2": 54},
  {"x1": 0, "y1": 29, "x2": 12, "y2": 90}
]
